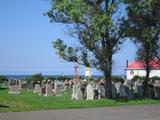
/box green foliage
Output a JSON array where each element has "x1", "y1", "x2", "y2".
[
  {"x1": 46, "y1": 0, "x2": 124, "y2": 98},
  {"x1": 121, "y1": 0, "x2": 160, "y2": 61},
  {"x1": 112, "y1": 76, "x2": 124, "y2": 83},
  {"x1": 96, "y1": 76, "x2": 105, "y2": 81},
  {"x1": 131, "y1": 75, "x2": 145, "y2": 83},
  {"x1": 150, "y1": 76, "x2": 160, "y2": 82},
  {"x1": 121, "y1": 0, "x2": 160, "y2": 95},
  {"x1": 56, "y1": 76, "x2": 71, "y2": 81},
  {"x1": 26, "y1": 73, "x2": 44, "y2": 83},
  {"x1": 46, "y1": 76, "x2": 72, "y2": 81},
  {"x1": 52, "y1": 39, "x2": 78, "y2": 62},
  {"x1": 86, "y1": 77, "x2": 95, "y2": 83},
  {"x1": 46, "y1": 76, "x2": 56, "y2": 81},
  {"x1": 47, "y1": 0, "x2": 124, "y2": 68},
  {"x1": 121, "y1": 0, "x2": 160, "y2": 65},
  {"x1": 0, "y1": 75, "x2": 8, "y2": 83}
]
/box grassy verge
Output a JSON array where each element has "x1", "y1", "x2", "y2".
[{"x1": 0, "y1": 87, "x2": 160, "y2": 113}]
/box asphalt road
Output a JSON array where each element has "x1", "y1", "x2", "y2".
[{"x1": 0, "y1": 104, "x2": 160, "y2": 120}]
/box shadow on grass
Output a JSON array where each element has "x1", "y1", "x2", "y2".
[
  {"x1": 0, "y1": 104, "x2": 10, "y2": 108},
  {"x1": 114, "y1": 97, "x2": 158, "y2": 103},
  {"x1": 115, "y1": 98, "x2": 129, "y2": 102},
  {"x1": 0, "y1": 87, "x2": 8, "y2": 90}
]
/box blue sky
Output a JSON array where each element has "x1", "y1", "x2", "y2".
[{"x1": 0, "y1": 0, "x2": 137, "y2": 75}]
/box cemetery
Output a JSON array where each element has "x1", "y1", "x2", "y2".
[
  {"x1": 0, "y1": 2, "x2": 160, "y2": 120},
  {"x1": 0, "y1": 69, "x2": 160, "y2": 112}
]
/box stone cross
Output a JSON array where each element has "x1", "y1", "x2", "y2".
[{"x1": 74, "y1": 64, "x2": 79, "y2": 84}]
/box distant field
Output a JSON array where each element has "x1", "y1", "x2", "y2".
[{"x1": 0, "y1": 87, "x2": 160, "y2": 113}]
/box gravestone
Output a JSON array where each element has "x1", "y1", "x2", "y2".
[
  {"x1": 93, "y1": 81, "x2": 100, "y2": 99},
  {"x1": 99, "y1": 85, "x2": 105, "y2": 98},
  {"x1": 123, "y1": 80, "x2": 131, "y2": 98},
  {"x1": 154, "y1": 80, "x2": 160, "y2": 99},
  {"x1": 3, "y1": 81, "x2": 8, "y2": 87},
  {"x1": 44, "y1": 84, "x2": 52, "y2": 96},
  {"x1": 72, "y1": 84, "x2": 78, "y2": 100},
  {"x1": 64, "y1": 80, "x2": 70, "y2": 91},
  {"x1": 34, "y1": 84, "x2": 41, "y2": 94},
  {"x1": 112, "y1": 82, "x2": 116, "y2": 98},
  {"x1": 81, "y1": 80, "x2": 87, "y2": 99},
  {"x1": 148, "y1": 84, "x2": 154, "y2": 98},
  {"x1": 115, "y1": 82, "x2": 127, "y2": 98},
  {"x1": 86, "y1": 84, "x2": 94, "y2": 100},
  {"x1": 18, "y1": 80, "x2": 22, "y2": 90},
  {"x1": 40, "y1": 86, "x2": 46, "y2": 96},
  {"x1": 120, "y1": 85, "x2": 127, "y2": 98},
  {"x1": 129, "y1": 83, "x2": 135, "y2": 98},
  {"x1": 115, "y1": 82, "x2": 122, "y2": 97},
  {"x1": 75, "y1": 82, "x2": 83, "y2": 100},
  {"x1": 8, "y1": 85, "x2": 20, "y2": 94},
  {"x1": 134, "y1": 81, "x2": 139, "y2": 93},
  {"x1": 55, "y1": 81, "x2": 61, "y2": 96},
  {"x1": 27, "y1": 82, "x2": 34, "y2": 91},
  {"x1": 134, "y1": 80, "x2": 144, "y2": 98}
]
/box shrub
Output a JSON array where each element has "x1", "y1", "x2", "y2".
[
  {"x1": 131, "y1": 75, "x2": 145, "y2": 82},
  {"x1": 0, "y1": 75, "x2": 8, "y2": 83},
  {"x1": 96, "y1": 76, "x2": 105, "y2": 81},
  {"x1": 46, "y1": 76, "x2": 56, "y2": 81},
  {"x1": 112, "y1": 76, "x2": 124, "y2": 83},
  {"x1": 149, "y1": 76, "x2": 160, "y2": 82},
  {"x1": 26, "y1": 73, "x2": 44, "y2": 83},
  {"x1": 57, "y1": 76, "x2": 71, "y2": 81}
]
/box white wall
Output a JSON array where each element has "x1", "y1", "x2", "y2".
[{"x1": 126, "y1": 69, "x2": 160, "y2": 80}]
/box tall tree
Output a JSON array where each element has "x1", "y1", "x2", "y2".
[
  {"x1": 46, "y1": 0, "x2": 123, "y2": 98},
  {"x1": 121, "y1": 0, "x2": 160, "y2": 96}
]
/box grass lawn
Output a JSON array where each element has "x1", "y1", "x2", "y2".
[{"x1": 0, "y1": 87, "x2": 160, "y2": 113}]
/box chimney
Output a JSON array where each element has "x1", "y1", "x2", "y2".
[{"x1": 126, "y1": 60, "x2": 128, "y2": 68}]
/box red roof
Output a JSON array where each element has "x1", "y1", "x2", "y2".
[{"x1": 128, "y1": 59, "x2": 160, "y2": 69}]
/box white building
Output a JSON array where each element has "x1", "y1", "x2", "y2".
[{"x1": 125, "y1": 60, "x2": 160, "y2": 80}]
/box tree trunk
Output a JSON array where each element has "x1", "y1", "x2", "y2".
[
  {"x1": 104, "y1": 71, "x2": 112, "y2": 99},
  {"x1": 104, "y1": 55, "x2": 112, "y2": 99},
  {"x1": 144, "y1": 61, "x2": 150, "y2": 97}
]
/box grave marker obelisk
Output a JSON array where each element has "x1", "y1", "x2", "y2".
[{"x1": 74, "y1": 64, "x2": 79, "y2": 84}]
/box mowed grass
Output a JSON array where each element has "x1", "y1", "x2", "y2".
[{"x1": 0, "y1": 87, "x2": 160, "y2": 113}]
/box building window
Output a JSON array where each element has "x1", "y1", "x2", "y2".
[{"x1": 130, "y1": 70, "x2": 134, "y2": 75}]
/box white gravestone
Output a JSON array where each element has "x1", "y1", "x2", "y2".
[
  {"x1": 115, "y1": 82, "x2": 122, "y2": 96},
  {"x1": 86, "y1": 84, "x2": 94, "y2": 100},
  {"x1": 72, "y1": 84, "x2": 78, "y2": 100},
  {"x1": 99, "y1": 85, "x2": 105, "y2": 98},
  {"x1": 34, "y1": 84, "x2": 41, "y2": 94},
  {"x1": 18, "y1": 80, "x2": 22, "y2": 90},
  {"x1": 55, "y1": 81, "x2": 61, "y2": 96}
]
